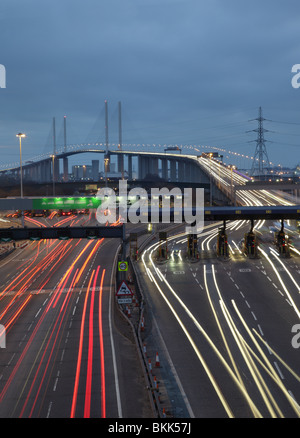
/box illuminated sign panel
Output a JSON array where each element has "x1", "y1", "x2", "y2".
[{"x1": 32, "y1": 197, "x2": 101, "y2": 210}]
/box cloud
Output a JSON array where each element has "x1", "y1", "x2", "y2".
[{"x1": 0, "y1": 0, "x2": 299, "y2": 167}]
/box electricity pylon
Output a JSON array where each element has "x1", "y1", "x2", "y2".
[{"x1": 248, "y1": 107, "x2": 270, "y2": 178}]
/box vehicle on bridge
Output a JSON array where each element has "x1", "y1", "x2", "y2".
[
  {"x1": 164, "y1": 146, "x2": 181, "y2": 153},
  {"x1": 6, "y1": 210, "x2": 21, "y2": 218},
  {"x1": 32, "y1": 209, "x2": 50, "y2": 217},
  {"x1": 171, "y1": 248, "x2": 182, "y2": 262},
  {"x1": 58, "y1": 209, "x2": 72, "y2": 217}
]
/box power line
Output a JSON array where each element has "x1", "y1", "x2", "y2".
[{"x1": 267, "y1": 119, "x2": 300, "y2": 126}]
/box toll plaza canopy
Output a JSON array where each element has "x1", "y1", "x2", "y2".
[
  {"x1": 0, "y1": 225, "x2": 124, "y2": 241},
  {"x1": 202, "y1": 206, "x2": 300, "y2": 221},
  {"x1": 0, "y1": 197, "x2": 299, "y2": 221}
]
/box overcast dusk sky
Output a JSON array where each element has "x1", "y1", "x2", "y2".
[{"x1": 0, "y1": 0, "x2": 300, "y2": 169}]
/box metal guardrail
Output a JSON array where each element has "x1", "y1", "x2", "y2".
[{"x1": 128, "y1": 256, "x2": 164, "y2": 418}]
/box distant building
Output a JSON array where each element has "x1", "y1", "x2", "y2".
[
  {"x1": 72, "y1": 164, "x2": 93, "y2": 180},
  {"x1": 92, "y1": 160, "x2": 99, "y2": 181}
]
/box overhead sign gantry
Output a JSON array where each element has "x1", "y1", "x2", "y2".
[{"x1": 0, "y1": 226, "x2": 124, "y2": 242}]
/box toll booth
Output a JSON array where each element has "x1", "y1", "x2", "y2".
[
  {"x1": 157, "y1": 231, "x2": 168, "y2": 261},
  {"x1": 275, "y1": 230, "x2": 290, "y2": 258},
  {"x1": 187, "y1": 234, "x2": 199, "y2": 259},
  {"x1": 244, "y1": 232, "x2": 258, "y2": 258},
  {"x1": 216, "y1": 228, "x2": 229, "y2": 258}
]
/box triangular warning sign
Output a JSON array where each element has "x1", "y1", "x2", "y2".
[{"x1": 116, "y1": 281, "x2": 133, "y2": 296}]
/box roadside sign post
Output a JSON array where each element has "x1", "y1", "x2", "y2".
[
  {"x1": 118, "y1": 261, "x2": 128, "y2": 272},
  {"x1": 118, "y1": 260, "x2": 128, "y2": 282},
  {"x1": 116, "y1": 280, "x2": 133, "y2": 305}
]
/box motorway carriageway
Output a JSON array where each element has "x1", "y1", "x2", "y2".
[
  {"x1": 0, "y1": 211, "x2": 152, "y2": 418},
  {"x1": 137, "y1": 175, "x2": 300, "y2": 418}
]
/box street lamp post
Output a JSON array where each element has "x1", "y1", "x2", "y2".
[
  {"x1": 16, "y1": 133, "x2": 26, "y2": 197},
  {"x1": 51, "y1": 155, "x2": 55, "y2": 196},
  {"x1": 209, "y1": 153, "x2": 213, "y2": 206},
  {"x1": 16, "y1": 133, "x2": 26, "y2": 227},
  {"x1": 104, "y1": 157, "x2": 109, "y2": 187}
]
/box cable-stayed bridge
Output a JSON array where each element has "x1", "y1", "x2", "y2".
[{"x1": 0, "y1": 102, "x2": 299, "y2": 206}]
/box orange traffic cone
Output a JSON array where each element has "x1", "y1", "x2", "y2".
[{"x1": 155, "y1": 352, "x2": 160, "y2": 367}]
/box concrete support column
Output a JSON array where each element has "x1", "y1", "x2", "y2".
[
  {"x1": 118, "y1": 154, "x2": 124, "y2": 177},
  {"x1": 63, "y1": 157, "x2": 68, "y2": 182},
  {"x1": 139, "y1": 156, "x2": 149, "y2": 180},
  {"x1": 150, "y1": 157, "x2": 159, "y2": 176},
  {"x1": 40, "y1": 161, "x2": 45, "y2": 183},
  {"x1": 138, "y1": 156, "x2": 144, "y2": 180},
  {"x1": 92, "y1": 160, "x2": 99, "y2": 181},
  {"x1": 45, "y1": 160, "x2": 51, "y2": 183},
  {"x1": 190, "y1": 164, "x2": 197, "y2": 183},
  {"x1": 184, "y1": 162, "x2": 193, "y2": 183},
  {"x1": 144, "y1": 157, "x2": 150, "y2": 178},
  {"x1": 178, "y1": 161, "x2": 185, "y2": 182},
  {"x1": 32, "y1": 165, "x2": 37, "y2": 182},
  {"x1": 44, "y1": 161, "x2": 49, "y2": 183},
  {"x1": 33, "y1": 164, "x2": 37, "y2": 183},
  {"x1": 37, "y1": 164, "x2": 40, "y2": 182},
  {"x1": 32, "y1": 164, "x2": 37, "y2": 182},
  {"x1": 170, "y1": 160, "x2": 177, "y2": 182},
  {"x1": 128, "y1": 155, "x2": 133, "y2": 180},
  {"x1": 44, "y1": 162, "x2": 48, "y2": 183},
  {"x1": 139, "y1": 156, "x2": 150, "y2": 179},
  {"x1": 161, "y1": 158, "x2": 168, "y2": 181},
  {"x1": 295, "y1": 188, "x2": 300, "y2": 202},
  {"x1": 38, "y1": 162, "x2": 43, "y2": 182}
]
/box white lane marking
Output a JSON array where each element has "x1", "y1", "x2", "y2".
[{"x1": 274, "y1": 361, "x2": 284, "y2": 380}]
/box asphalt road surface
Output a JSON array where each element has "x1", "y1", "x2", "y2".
[
  {"x1": 137, "y1": 219, "x2": 300, "y2": 418},
  {"x1": 1, "y1": 207, "x2": 300, "y2": 419},
  {"x1": 0, "y1": 212, "x2": 153, "y2": 418}
]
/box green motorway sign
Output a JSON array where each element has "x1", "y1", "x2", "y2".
[{"x1": 32, "y1": 197, "x2": 101, "y2": 210}]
